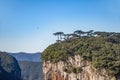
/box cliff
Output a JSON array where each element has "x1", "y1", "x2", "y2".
[
  {"x1": 43, "y1": 55, "x2": 117, "y2": 80},
  {"x1": 19, "y1": 61, "x2": 43, "y2": 80},
  {"x1": 0, "y1": 52, "x2": 21, "y2": 80},
  {"x1": 42, "y1": 35, "x2": 120, "y2": 80},
  {"x1": 9, "y1": 52, "x2": 43, "y2": 80}
]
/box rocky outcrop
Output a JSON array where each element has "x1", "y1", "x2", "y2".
[
  {"x1": 43, "y1": 55, "x2": 118, "y2": 80},
  {"x1": 0, "y1": 52, "x2": 21, "y2": 80}
]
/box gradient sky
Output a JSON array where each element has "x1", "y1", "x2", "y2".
[{"x1": 0, "y1": 0, "x2": 120, "y2": 53}]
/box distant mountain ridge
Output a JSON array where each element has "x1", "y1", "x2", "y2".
[
  {"x1": 9, "y1": 52, "x2": 43, "y2": 80},
  {"x1": 9, "y1": 52, "x2": 41, "y2": 62}
]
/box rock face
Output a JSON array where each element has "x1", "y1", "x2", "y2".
[
  {"x1": 0, "y1": 52, "x2": 21, "y2": 80},
  {"x1": 19, "y1": 61, "x2": 43, "y2": 80},
  {"x1": 43, "y1": 55, "x2": 118, "y2": 80},
  {"x1": 9, "y1": 52, "x2": 43, "y2": 80}
]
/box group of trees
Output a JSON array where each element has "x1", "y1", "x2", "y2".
[
  {"x1": 53, "y1": 30, "x2": 120, "y2": 42},
  {"x1": 42, "y1": 30, "x2": 120, "y2": 77},
  {"x1": 53, "y1": 30, "x2": 94, "y2": 42}
]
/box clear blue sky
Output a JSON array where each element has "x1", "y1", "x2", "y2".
[{"x1": 0, "y1": 0, "x2": 120, "y2": 53}]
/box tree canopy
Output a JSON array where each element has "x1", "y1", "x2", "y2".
[{"x1": 42, "y1": 30, "x2": 120, "y2": 77}]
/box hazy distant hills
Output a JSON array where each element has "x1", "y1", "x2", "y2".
[
  {"x1": 19, "y1": 61, "x2": 43, "y2": 80},
  {"x1": 9, "y1": 52, "x2": 43, "y2": 80},
  {"x1": 9, "y1": 52, "x2": 41, "y2": 62}
]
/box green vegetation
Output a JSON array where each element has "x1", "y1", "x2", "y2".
[
  {"x1": 63, "y1": 67, "x2": 82, "y2": 74},
  {"x1": 42, "y1": 30, "x2": 120, "y2": 77}
]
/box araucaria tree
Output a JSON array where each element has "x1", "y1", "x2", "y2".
[
  {"x1": 74, "y1": 30, "x2": 83, "y2": 37},
  {"x1": 86, "y1": 30, "x2": 94, "y2": 36},
  {"x1": 53, "y1": 32, "x2": 64, "y2": 42},
  {"x1": 53, "y1": 30, "x2": 120, "y2": 42}
]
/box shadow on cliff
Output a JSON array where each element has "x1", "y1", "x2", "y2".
[{"x1": 0, "y1": 66, "x2": 21, "y2": 80}]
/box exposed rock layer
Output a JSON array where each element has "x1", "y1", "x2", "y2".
[{"x1": 43, "y1": 55, "x2": 119, "y2": 80}]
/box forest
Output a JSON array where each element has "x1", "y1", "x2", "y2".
[{"x1": 42, "y1": 30, "x2": 120, "y2": 77}]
